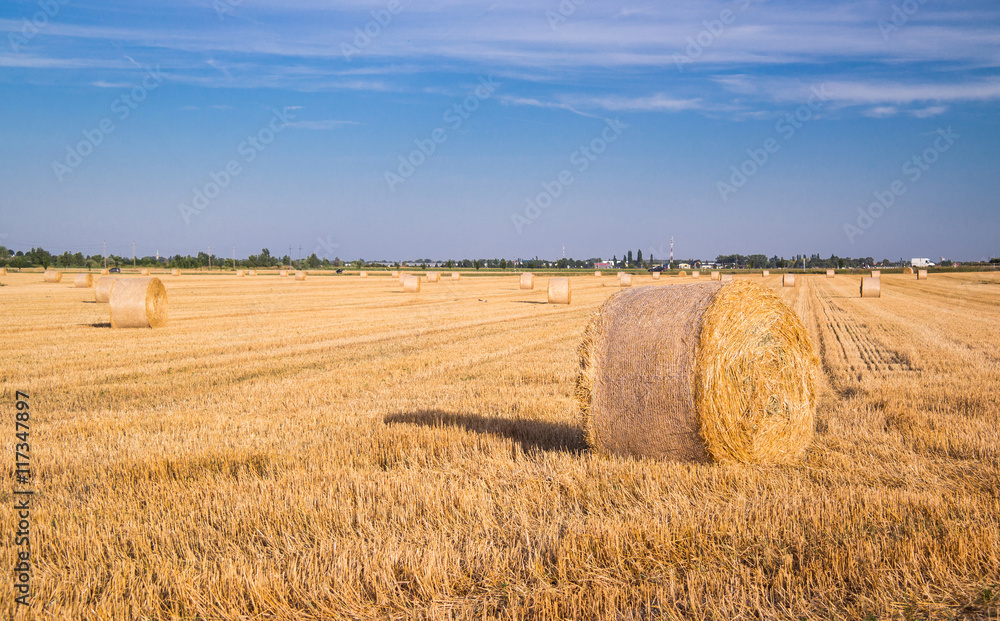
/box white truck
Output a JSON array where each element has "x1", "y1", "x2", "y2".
[{"x1": 911, "y1": 258, "x2": 935, "y2": 268}]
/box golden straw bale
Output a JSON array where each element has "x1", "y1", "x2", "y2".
[
  {"x1": 678, "y1": 271, "x2": 687, "y2": 277},
  {"x1": 903, "y1": 267, "x2": 914, "y2": 275},
  {"x1": 0, "y1": 267, "x2": 6, "y2": 276},
  {"x1": 237, "y1": 270, "x2": 245, "y2": 277},
  {"x1": 917, "y1": 269, "x2": 928, "y2": 280},
  {"x1": 762, "y1": 270, "x2": 770, "y2": 277},
  {"x1": 44, "y1": 270, "x2": 62, "y2": 283},
  {"x1": 295, "y1": 271, "x2": 307, "y2": 281},
  {"x1": 248, "y1": 270, "x2": 257, "y2": 276},
  {"x1": 826, "y1": 269, "x2": 835, "y2": 278},
  {"x1": 426, "y1": 272, "x2": 440, "y2": 283},
  {"x1": 451, "y1": 272, "x2": 461, "y2": 280},
  {"x1": 617, "y1": 271, "x2": 624, "y2": 278},
  {"x1": 871, "y1": 270, "x2": 881, "y2": 278},
  {"x1": 594, "y1": 271, "x2": 602, "y2": 277},
  {"x1": 620, "y1": 274, "x2": 632, "y2": 287},
  {"x1": 279, "y1": 270, "x2": 288, "y2": 277},
  {"x1": 720, "y1": 274, "x2": 733, "y2": 282},
  {"x1": 783, "y1": 274, "x2": 795, "y2": 287},
  {"x1": 109, "y1": 277, "x2": 167, "y2": 328},
  {"x1": 141, "y1": 269, "x2": 150, "y2": 276},
  {"x1": 171, "y1": 269, "x2": 180, "y2": 276},
  {"x1": 95, "y1": 277, "x2": 116, "y2": 303},
  {"x1": 860, "y1": 276, "x2": 881, "y2": 298},
  {"x1": 548, "y1": 278, "x2": 571, "y2": 304},
  {"x1": 576, "y1": 280, "x2": 818, "y2": 463},
  {"x1": 520, "y1": 273, "x2": 535, "y2": 290},
  {"x1": 403, "y1": 275, "x2": 421, "y2": 293},
  {"x1": 691, "y1": 271, "x2": 700, "y2": 278},
  {"x1": 710, "y1": 271, "x2": 720, "y2": 281},
  {"x1": 100, "y1": 269, "x2": 109, "y2": 275},
  {"x1": 359, "y1": 271, "x2": 368, "y2": 278},
  {"x1": 391, "y1": 271, "x2": 399, "y2": 278},
  {"x1": 74, "y1": 273, "x2": 93, "y2": 288},
  {"x1": 398, "y1": 273, "x2": 408, "y2": 285},
  {"x1": 651, "y1": 272, "x2": 660, "y2": 280}
]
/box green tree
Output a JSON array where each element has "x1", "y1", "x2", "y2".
[{"x1": 627, "y1": 250, "x2": 633, "y2": 267}]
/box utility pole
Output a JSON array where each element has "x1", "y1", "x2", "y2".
[
  {"x1": 288, "y1": 245, "x2": 292, "y2": 268},
  {"x1": 298, "y1": 246, "x2": 302, "y2": 266},
  {"x1": 208, "y1": 245, "x2": 211, "y2": 270},
  {"x1": 232, "y1": 246, "x2": 236, "y2": 271},
  {"x1": 670, "y1": 236, "x2": 674, "y2": 268},
  {"x1": 132, "y1": 241, "x2": 136, "y2": 269},
  {"x1": 103, "y1": 241, "x2": 107, "y2": 269}
]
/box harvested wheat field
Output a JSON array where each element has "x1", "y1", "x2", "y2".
[{"x1": 1, "y1": 271, "x2": 999, "y2": 620}]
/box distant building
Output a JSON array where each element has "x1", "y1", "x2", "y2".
[{"x1": 595, "y1": 262, "x2": 613, "y2": 269}]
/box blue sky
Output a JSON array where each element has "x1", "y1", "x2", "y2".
[{"x1": 1, "y1": 0, "x2": 998, "y2": 262}]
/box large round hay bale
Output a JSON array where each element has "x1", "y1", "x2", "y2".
[
  {"x1": 651, "y1": 272, "x2": 660, "y2": 280},
  {"x1": 548, "y1": 278, "x2": 571, "y2": 304},
  {"x1": 44, "y1": 270, "x2": 62, "y2": 283},
  {"x1": 451, "y1": 272, "x2": 461, "y2": 280},
  {"x1": 860, "y1": 276, "x2": 881, "y2": 298},
  {"x1": 520, "y1": 273, "x2": 535, "y2": 290},
  {"x1": 141, "y1": 268, "x2": 150, "y2": 276},
  {"x1": 576, "y1": 281, "x2": 818, "y2": 463},
  {"x1": 295, "y1": 270, "x2": 307, "y2": 281},
  {"x1": 594, "y1": 271, "x2": 602, "y2": 278},
  {"x1": 100, "y1": 268, "x2": 109, "y2": 275},
  {"x1": 678, "y1": 271, "x2": 687, "y2": 277},
  {"x1": 917, "y1": 269, "x2": 928, "y2": 280},
  {"x1": 426, "y1": 272, "x2": 440, "y2": 283},
  {"x1": 762, "y1": 270, "x2": 770, "y2": 277},
  {"x1": 617, "y1": 271, "x2": 624, "y2": 278},
  {"x1": 403, "y1": 275, "x2": 421, "y2": 293},
  {"x1": 720, "y1": 274, "x2": 733, "y2": 282},
  {"x1": 871, "y1": 270, "x2": 881, "y2": 278},
  {"x1": 691, "y1": 271, "x2": 700, "y2": 278},
  {"x1": 0, "y1": 267, "x2": 6, "y2": 276},
  {"x1": 237, "y1": 270, "x2": 245, "y2": 277},
  {"x1": 710, "y1": 271, "x2": 720, "y2": 281},
  {"x1": 359, "y1": 271, "x2": 368, "y2": 278},
  {"x1": 398, "y1": 272, "x2": 408, "y2": 285},
  {"x1": 110, "y1": 278, "x2": 167, "y2": 328},
  {"x1": 279, "y1": 270, "x2": 288, "y2": 277},
  {"x1": 74, "y1": 273, "x2": 93, "y2": 288},
  {"x1": 782, "y1": 274, "x2": 795, "y2": 287},
  {"x1": 620, "y1": 274, "x2": 632, "y2": 287},
  {"x1": 248, "y1": 270, "x2": 257, "y2": 276},
  {"x1": 903, "y1": 267, "x2": 914, "y2": 275},
  {"x1": 826, "y1": 269, "x2": 835, "y2": 278},
  {"x1": 95, "y1": 277, "x2": 116, "y2": 303},
  {"x1": 391, "y1": 270, "x2": 399, "y2": 278},
  {"x1": 171, "y1": 268, "x2": 180, "y2": 276}
]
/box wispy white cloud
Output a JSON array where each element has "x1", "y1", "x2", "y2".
[{"x1": 285, "y1": 119, "x2": 359, "y2": 130}]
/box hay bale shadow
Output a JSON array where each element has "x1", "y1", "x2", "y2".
[
  {"x1": 88, "y1": 322, "x2": 111, "y2": 328},
  {"x1": 385, "y1": 410, "x2": 586, "y2": 454}
]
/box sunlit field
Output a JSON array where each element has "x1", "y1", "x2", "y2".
[{"x1": 2, "y1": 270, "x2": 998, "y2": 620}]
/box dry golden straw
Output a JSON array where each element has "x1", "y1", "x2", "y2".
[
  {"x1": 710, "y1": 271, "x2": 720, "y2": 281},
  {"x1": 426, "y1": 272, "x2": 440, "y2": 283},
  {"x1": 359, "y1": 271, "x2": 368, "y2": 278},
  {"x1": 295, "y1": 271, "x2": 307, "y2": 281},
  {"x1": 109, "y1": 277, "x2": 167, "y2": 329},
  {"x1": 903, "y1": 266, "x2": 914, "y2": 275},
  {"x1": 171, "y1": 269, "x2": 180, "y2": 276},
  {"x1": 619, "y1": 274, "x2": 632, "y2": 287},
  {"x1": 871, "y1": 270, "x2": 881, "y2": 278},
  {"x1": 391, "y1": 270, "x2": 399, "y2": 278},
  {"x1": 576, "y1": 280, "x2": 818, "y2": 464},
  {"x1": 678, "y1": 271, "x2": 687, "y2": 277},
  {"x1": 827, "y1": 269, "x2": 835, "y2": 278},
  {"x1": 917, "y1": 269, "x2": 928, "y2": 280},
  {"x1": 403, "y1": 275, "x2": 421, "y2": 293},
  {"x1": 249, "y1": 270, "x2": 257, "y2": 276},
  {"x1": 520, "y1": 273, "x2": 535, "y2": 290},
  {"x1": 0, "y1": 267, "x2": 6, "y2": 276},
  {"x1": 451, "y1": 272, "x2": 461, "y2": 280},
  {"x1": 617, "y1": 271, "x2": 624, "y2": 278},
  {"x1": 279, "y1": 270, "x2": 288, "y2": 277},
  {"x1": 44, "y1": 270, "x2": 62, "y2": 283},
  {"x1": 783, "y1": 274, "x2": 795, "y2": 287},
  {"x1": 860, "y1": 276, "x2": 881, "y2": 298},
  {"x1": 547, "y1": 278, "x2": 571, "y2": 304},
  {"x1": 95, "y1": 277, "x2": 116, "y2": 303},
  {"x1": 720, "y1": 274, "x2": 733, "y2": 282},
  {"x1": 762, "y1": 270, "x2": 770, "y2": 277},
  {"x1": 74, "y1": 273, "x2": 93, "y2": 288},
  {"x1": 398, "y1": 273, "x2": 408, "y2": 285},
  {"x1": 237, "y1": 270, "x2": 245, "y2": 277},
  {"x1": 100, "y1": 268, "x2": 109, "y2": 275},
  {"x1": 594, "y1": 271, "x2": 602, "y2": 277},
  {"x1": 692, "y1": 270, "x2": 700, "y2": 278},
  {"x1": 141, "y1": 269, "x2": 150, "y2": 276},
  {"x1": 651, "y1": 272, "x2": 660, "y2": 280}
]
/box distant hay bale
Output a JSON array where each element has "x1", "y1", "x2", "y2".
[
  {"x1": 710, "y1": 271, "x2": 720, "y2": 281},
  {"x1": 279, "y1": 270, "x2": 288, "y2": 277},
  {"x1": 398, "y1": 272, "x2": 408, "y2": 285},
  {"x1": 426, "y1": 272, "x2": 440, "y2": 283},
  {"x1": 237, "y1": 270, "x2": 245, "y2": 277},
  {"x1": 594, "y1": 271, "x2": 602, "y2": 277},
  {"x1": 171, "y1": 269, "x2": 180, "y2": 276},
  {"x1": 520, "y1": 273, "x2": 535, "y2": 290},
  {"x1": 109, "y1": 277, "x2": 167, "y2": 328},
  {"x1": 74, "y1": 273, "x2": 93, "y2": 288},
  {"x1": 548, "y1": 278, "x2": 571, "y2": 304},
  {"x1": 248, "y1": 270, "x2": 257, "y2": 276},
  {"x1": 720, "y1": 274, "x2": 733, "y2": 282},
  {"x1": 783, "y1": 274, "x2": 795, "y2": 287},
  {"x1": 917, "y1": 269, "x2": 928, "y2": 280},
  {"x1": 95, "y1": 277, "x2": 116, "y2": 303},
  {"x1": 620, "y1": 274, "x2": 632, "y2": 287},
  {"x1": 860, "y1": 276, "x2": 881, "y2": 298},
  {"x1": 762, "y1": 270, "x2": 770, "y2": 277},
  {"x1": 359, "y1": 271, "x2": 368, "y2": 278},
  {"x1": 44, "y1": 270, "x2": 62, "y2": 283},
  {"x1": 141, "y1": 269, "x2": 150, "y2": 276},
  {"x1": 0, "y1": 267, "x2": 6, "y2": 276},
  {"x1": 617, "y1": 271, "x2": 624, "y2": 278},
  {"x1": 391, "y1": 271, "x2": 399, "y2": 278},
  {"x1": 692, "y1": 271, "x2": 700, "y2": 278},
  {"x1": 871, "y1": 270, "x2": 881, "y2": 278},
  {"x1": 451, "y1": 272, "x2": 461, "y2": 280},
  {"x1": 826, "y1": 269, "x2": 835, "y2": 278},
  {"x1": 651, "y1": 272, "x2": 660, "y2": 280},
  {"x1": 577, "y1": 280, "x2": 818, "y2": 463},
  {"x1": 100, "y1": 269, "x2": 109, "y2": 275},
  {"x1": 295, "y1": 270, "x2": 307, "y2": 281},
  {"x1": 903, "y1": 267, "x2": 914, "y2": 275},
  {"x1": 678, "y1": 271, "x2": 687, "y2": 277},
  {"x1": 403, "y1": 275, "x2": 421, "y2": 293}
]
